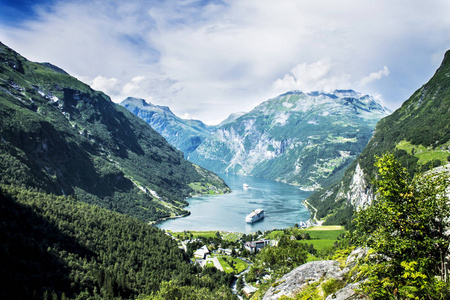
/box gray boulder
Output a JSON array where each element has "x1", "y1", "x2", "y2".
[
  {"x1": 263, "y1": 260, "x2": 345, "y2": 300},
  {"x1": 263, "y1": 248, "x2": 369, "y2": 300}
]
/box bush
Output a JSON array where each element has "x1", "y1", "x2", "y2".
[{"x1": 322, "y1": 278, "x2": 345, "y2": 298}]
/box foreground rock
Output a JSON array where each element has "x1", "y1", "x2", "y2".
[{"x1": 263, "y1": 248, "x2": 369, "y2": 300}]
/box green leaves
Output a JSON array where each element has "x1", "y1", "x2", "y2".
[{"x1": 353, "y1": 154, "x2": 450, "y2": 299}]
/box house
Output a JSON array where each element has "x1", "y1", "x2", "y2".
[
  {"x1": 218, "y1": 248, "x2": 231, "y2": 255},
  {"x1": 243, "y1": 285, "x2": 257, "y2": 297},
  {"x1": 194, "y1": 245, "x2": 210, "y2": 259},
  {"x1": 244, "y1": 239, "x2": 270, "y2": 253}
]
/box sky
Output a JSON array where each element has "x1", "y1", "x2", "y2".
[{"x1": 1, "y1": 0, "x2": 450, "y2": 125}]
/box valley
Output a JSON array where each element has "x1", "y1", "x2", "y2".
[
  {"x1": 123, "y1": 90, "x2": 391, "y2": 191},
  {"x1": 1, "y1": 40, "x2": 450, "y2": 300}
]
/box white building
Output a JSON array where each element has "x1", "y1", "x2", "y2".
[{"x1": 194, "y1": 245, "x2": 210, "y2": 259}]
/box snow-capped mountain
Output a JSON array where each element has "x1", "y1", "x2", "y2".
[
  {"x1": 188, "y1": 90, "x2": 390, "y2": 190},
  {"x1": 124, "y1": 90, "x2": 390, "y2": 190}
]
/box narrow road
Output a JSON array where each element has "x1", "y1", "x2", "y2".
[{"x1": 303, "y1": 199, "x2": 323, "y2": 226}]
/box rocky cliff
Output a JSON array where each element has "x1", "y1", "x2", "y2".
[{"x1": 263, "y1": 247, "x2": 369, "y2": 300}]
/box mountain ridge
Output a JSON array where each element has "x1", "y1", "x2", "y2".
[
  {"x1": 123, "y1": 89, "x2": 391, "y2": 190},
  {"x1": 121, "y1": 96, "x2": 214, "y2": 156},
  {"x1": 0, "y1": 41, "x2": 230, "y2": 222}
]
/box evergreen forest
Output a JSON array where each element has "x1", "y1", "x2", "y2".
[{"x1": 0, "y1": 184, "x2": 235, "y2": 299}]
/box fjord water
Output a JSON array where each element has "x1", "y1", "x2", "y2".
[{"x1": 156, "y1": 174, "x2": 312, "y2": 233}]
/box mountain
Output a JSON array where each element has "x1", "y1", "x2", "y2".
[
  {"x1": 188, "y1": 90, "x2": 391, "y2": 190},
  {"x1": 0, "y1": 42, "x2": 230, "y2": 222},
  {"x1": 124, "y1": 91, "x2": 390, "y2": 190},
  {"x1": 121, "y1": 97, "x2": 214, "y2": 157},
  {"x1": 308, "y1": 50, "x2": 450, "y2": 226},
  {"x1": 218, "y1": 111, "x2": 246, "y2": 126}
]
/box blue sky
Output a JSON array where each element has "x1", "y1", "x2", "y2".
[{"x1": 1, "y1": 0, "x2": 450, "y2": 124}]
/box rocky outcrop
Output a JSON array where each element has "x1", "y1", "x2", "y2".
[
  {"x1": 324, "y1": 282, "x2": 366, "y2": 300},
  {"x1": 263, "y1": 260, "x2": 344, "y2": 300},
  {"x1": 263, "y1": 247, "x2": 369, "y2": 300},
  {"x1": 347, "y1": 163, "x2": 374, "y2": 209}
]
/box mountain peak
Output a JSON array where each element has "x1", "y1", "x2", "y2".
[
  {"x1": 259, "y1": 89, "x2": 390, "y2": 119},
  {"x1": 121, "y1": 97, "x2": 173, "y2": 114},
  {"x1": 38, "y1": 62, "x2": 69, "y2": 75}
]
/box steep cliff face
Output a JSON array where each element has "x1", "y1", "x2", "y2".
[
  {"x1": 346, "y1": 163, "x2": 374, "y2": 209},
  {"x1": 189, "y1": 90, "x2": 390, "y2": 190},
  {"x1": 308, "y1": 49, "x2": 450, "y2": 225},
  {"x1": 0, "y1": 42, "x2": 230, "y2": 222}
]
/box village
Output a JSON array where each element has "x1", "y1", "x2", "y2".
[
  {"x1": 164, "y1": 230, "x2": 276, "y2": 297},
  {"x1": 164, "y1": 225, "x2": 345, "y2": 298}
]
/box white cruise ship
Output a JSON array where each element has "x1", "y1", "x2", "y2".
[{"x1": 246, "y1": 209, "x2": 265, "y2": 223}]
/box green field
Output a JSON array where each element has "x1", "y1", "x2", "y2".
[
  {"x1": 264, "y1": 226, "x2": 344, "y2": 240},
  {"x1": 396, "y1": 140, "x2": 450, "y2": 164},
  {"x1": 167, "y1": 230, "x2": 243, "y2": 241},
  {"x1": 217, "y1": 257, "x2": 248, "y2": 274},
  {"x1": 264, "y1": 226, "x2": 345, "y2": 260},
  {"x1": 301, "y1": 226, "x2": 345, "y2": 251},
  {"x1": 304, "y1": 226, "x2": 345, "y2": 239}
]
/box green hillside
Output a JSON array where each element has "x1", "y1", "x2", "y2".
[
  {"x1": 308, "y1": 49, "x2": 450, "y2": 226},
  {"x1": 0, "y1": 184, "x2": 235, "y2": 299},
  {"x1": 0, "y1": 42, "x2": 230, "y2": 222}
]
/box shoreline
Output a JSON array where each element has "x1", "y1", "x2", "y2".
[
  {"x1": 302, "y1": 199, "x2": 323, "y2": 226},
  {"x1": 149, "y1": 210, "x2": 191, "y2": 226}
]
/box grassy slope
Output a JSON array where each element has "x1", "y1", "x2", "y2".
[{"x1": 265, "y1": 226, "x2": 345, "y2": 252}]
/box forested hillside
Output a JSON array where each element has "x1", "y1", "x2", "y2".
[
  {"x1": 0, "y1": 184, "x2": 235, "y2": 299},
  {"x1": 308, "y1": 49, "x2": 450, "y2": 226},
  {"x1": 0, "y1": 42, "x2": 230, "y2": 222}
]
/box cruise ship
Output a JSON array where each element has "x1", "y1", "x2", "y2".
[{"x1": 246, "y1": 209, "x2": 265, "y2": 223}]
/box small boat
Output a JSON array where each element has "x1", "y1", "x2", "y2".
[
  {"x1": 246, "y1": 209, "x2": 265, "y2": 223},
  {"x1": 243, "y1": 183, "x2": 249, "y2": 189}
]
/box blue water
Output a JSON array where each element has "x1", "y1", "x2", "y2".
[{"x1": 156, "y1": 174, "x2": 312, "y2": 233}]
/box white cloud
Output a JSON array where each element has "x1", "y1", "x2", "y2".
[
  {"x1": 91, "y1": 76, "x2": 121, "y2": 95},
  {"x1": 272, "y1": 59, "x2": 352, "y2": 93},
  {"x1": 88, "y1": 75, "x2": 181, "y2": 104},
  {"x1": 1, "y1": 0, "x2": 450, "y2": 124},
  {"x1": 121, "y1": 76, "x2": 147, "y2": 97},
  {"x1": 359, "y1": 66, "x2": 390, "y2": 86}
]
